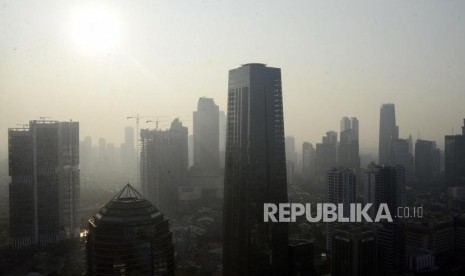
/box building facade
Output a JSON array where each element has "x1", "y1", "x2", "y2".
[
  {"x1": 315, "y1": 131, "x2": 338, "y2": 185},
  {"x1": 140, "y1": 118, "x2": 188, "y2": 215},
  {"x1": 415, "y1": 139, "x2": 440, "y2": 187},
  {"x1": 338, "y1": 117, "x2": 360, "y2": 174},
  {"x1": 445, "y1": 119, "x2": 465, "y2": 188},
  {"x1": 391, "y1": 138, "x2": 414, "y2": 185},
  {"x1": 364, "y1": 163, "x2": 406, "y2": 275},
  {"x1": 193, "y1": 97, "x2": 220, "y2": 173},
  {"x1": 302, "y1": 142, "x2": 316, "y2": 184},
  {"x1": 331, "y1": 225, "x2": 377, "y2": 276},
  {"x1": 326, "y1": 167, "x2": 356, "y2": 252},
  {"x1": 86, "y1": 184, "x2": 174, "y2": 275},
  {"x1": 223, "y1": 63, "x2": 289, "y2": 275},
  {"x1": 9, "y1": 120, "x2": 80, "y2": 249},
  {"x1": 364, "y1": 163, "x2": 405, "y2": 217},
  {"x1": 379, "y1": 104, "x2": 398, "y2": 165}
]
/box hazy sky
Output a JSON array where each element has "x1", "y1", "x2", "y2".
[{"x1": 1, "y1": 0, "x2": 465, "y2": 157}]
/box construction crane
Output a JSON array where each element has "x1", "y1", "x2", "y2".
[
  {"x1": 146, "y1": 116, "x2": 170, "y2": 130},
  {"x1": 39, "y1": 116, "x2": 52, "y2": 122}
]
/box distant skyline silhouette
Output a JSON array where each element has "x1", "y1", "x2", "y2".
[{"x1": 1, "y1": 0, "x2": 465, "y2": 155}]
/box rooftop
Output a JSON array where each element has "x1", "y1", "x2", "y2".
[
  {"x1": 90, "y1": 183, "x2": 165, "y2": 226},
  {"x1": 241, "y1": 63, "x2": 266, "y2": 67}
]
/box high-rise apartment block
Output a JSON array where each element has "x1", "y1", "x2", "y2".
[
  {"x1": 326, "y1": 167, "x2": 356, "y2": 252},
  {"x1": 140, "y1": 118, "x2": 188, "y2": 215},
  {"x1": 445, "y1": 119, "x2": 465, "y2": 188},
  {"x1": 364, "y1": 163, "x2": 405, "y2": 216},
  {"x1": 223, "y1": 63, "x2": 288, "y2": 275},
  {"x1": 364, "y1": 163, "x2": 406, "y2": 275},
  {"x1": 9, "y1": 120, "x2": 80, "y2": 249}
]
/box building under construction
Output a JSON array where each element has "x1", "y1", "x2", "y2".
[
  {"x1": 8, "y1": 120, "x2": 80, "y2": 249},
  {"x1": 86, "y1": 184, "x2": 175, "y2": 275},
  {"x1": 140, "y1": 118, "x2": 188, "y2": 216}
]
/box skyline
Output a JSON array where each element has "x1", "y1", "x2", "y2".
[{"x1": 2, "y1": 0, "x2": 465, "y2": 155}]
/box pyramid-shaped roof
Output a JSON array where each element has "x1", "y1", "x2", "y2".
[
  {"x1": 112, "y1": 183, "x2": 145, "y2": 202},
  {"x1": 91, "y1": 183, "x2": 164, "y2": 226}
]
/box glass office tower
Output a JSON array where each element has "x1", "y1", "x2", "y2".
[{"x1": 223, "y1": 63, "x2": 288, "y2": 275}]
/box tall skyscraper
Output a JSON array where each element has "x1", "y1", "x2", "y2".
[
  {"x1": 315, "y1": 131, "x2": 338, "y2": 184},
  {"x1": 326, "y1": 167, "x2": 356, "y2": 252},
  {"x1": 338, "y1": 117, "x2": 360, "y2": 173},
  {"x1": 331, "y1": 225, "x2": 377, "y2": 276},
  {"x1": 376, "y1": 222, "x2": 406, "y2": 276},
  {"x1": 379, "y1": 104, "x2": 398, "y2": 165},
  {"x1": 364, "y1": 163, "x2": 406, "y2": 275},
  {"x1": 219, "y1": 110, "x2": 227, "y2": 168},
  {"x1": 86, "y1": 184, "x2": 174, "y2": 275},
  {"x1": 364, "y1": 163, "x2": 405, "y2": 217},
  {"x1": 391, "y1": 138, "x2": 414, "y2": 185},
  {"x1": 223, "y1": 63, "x2": 288, "y2": 275},
  {"x1": 80, "y1": 136, "x2": 92, "y2": 175},
  {"x1": 140, "y1": 118, "x2": 188, "y2": 215},
  {"x1": 193, "y1": 97, "x2": 220, "y2": 173},
  {"x1": 9, "y1": 120, "x2": 80, "y2": 249},
  {"x1": 302, "y1": 142, "x2": 316, "y2": 183},
  {"x1": 415, "y1": 139, "x2": 440, "y2": 186},
  {"x1": 445, "y1": 119, "x2": 465, "y2": 188},
  {"x1": 286, "y1": 136, "x2": 297, "y2": 186}
]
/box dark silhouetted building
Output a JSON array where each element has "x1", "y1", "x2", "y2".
[
  {"x1": 445, "y1": 119, "x2": 465, "y2": 188},
  {"x1": 288, "y1": 239, "x2": 316, "y2": 276},
  {"x1": 286, "y1": 136, "x2": 297, "y2": 186},
  {"x1": 223, "y1": 63, "x2": 288, "y2": 275},
  {"x1": 405, "y1": 218, "x2": 454, "y2": 266},
  {"x1": 376, "y1": 222, "x2": 406, "y2": 276},
  {"x1": 189, "y1": 98, "x2": 223, "y2": 200},
  {"x1": 365, "y1": 163, "x2": 405, "y2": 217},
  {"x1": 405, "y1": 246, "x2": 435, "y2": 273},
  {"x1": 219, "y1": 110, "x2": 227, "y2": 169},
  {"x1": 455, "y1": 214, "x2": 465, "y2": 254},
  {"x1": 86, "y1": 184, "x2": 174, "y2": 275},
  {"x1": 315, "y1": 131, "x2": 337, "y2": 184},
  {"x1": 391, "y1": 138, "x2": 414, "y2": 185},
  {"x1": 379, "y1": 104, "x2": 398, "y2": 165},
  {"x1": 364, "y1": 163, "x2": 406, "y2": 275},
  {"x1": 302, "y1": 142, "x2": 316, "y2": 183},
  {"x1": 193, "y1": 97, "x2": 220, "y2": 173},
  {"x1": 9, "y1": 120, "x2": 80, "y2": 249},
  {"x1": 331, "y1": 225, "x2": 377, "y2": 276},
  {"x1": 326, "y1": 167, "x2": 356, "y2": 252},
  {"x1": 415, "y1": 139, "x2": 440, "y2": 187},
  {"x1": 80, "y1": 136, "x2": 92, "y2": 175},
  {"x1": 140, "y1": 118, "x2": 188, "y2": 215},
  {"x1": 338, "y1": 117, "x2": 360, "y2": 174}
]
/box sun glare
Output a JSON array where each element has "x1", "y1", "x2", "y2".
[{"x1": 70, "y1": 6, "x2": 121, "y2": 54}]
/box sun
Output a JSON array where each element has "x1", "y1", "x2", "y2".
[{"x1": 69, "y1": 6, "x2": 121, "y2": 54}]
